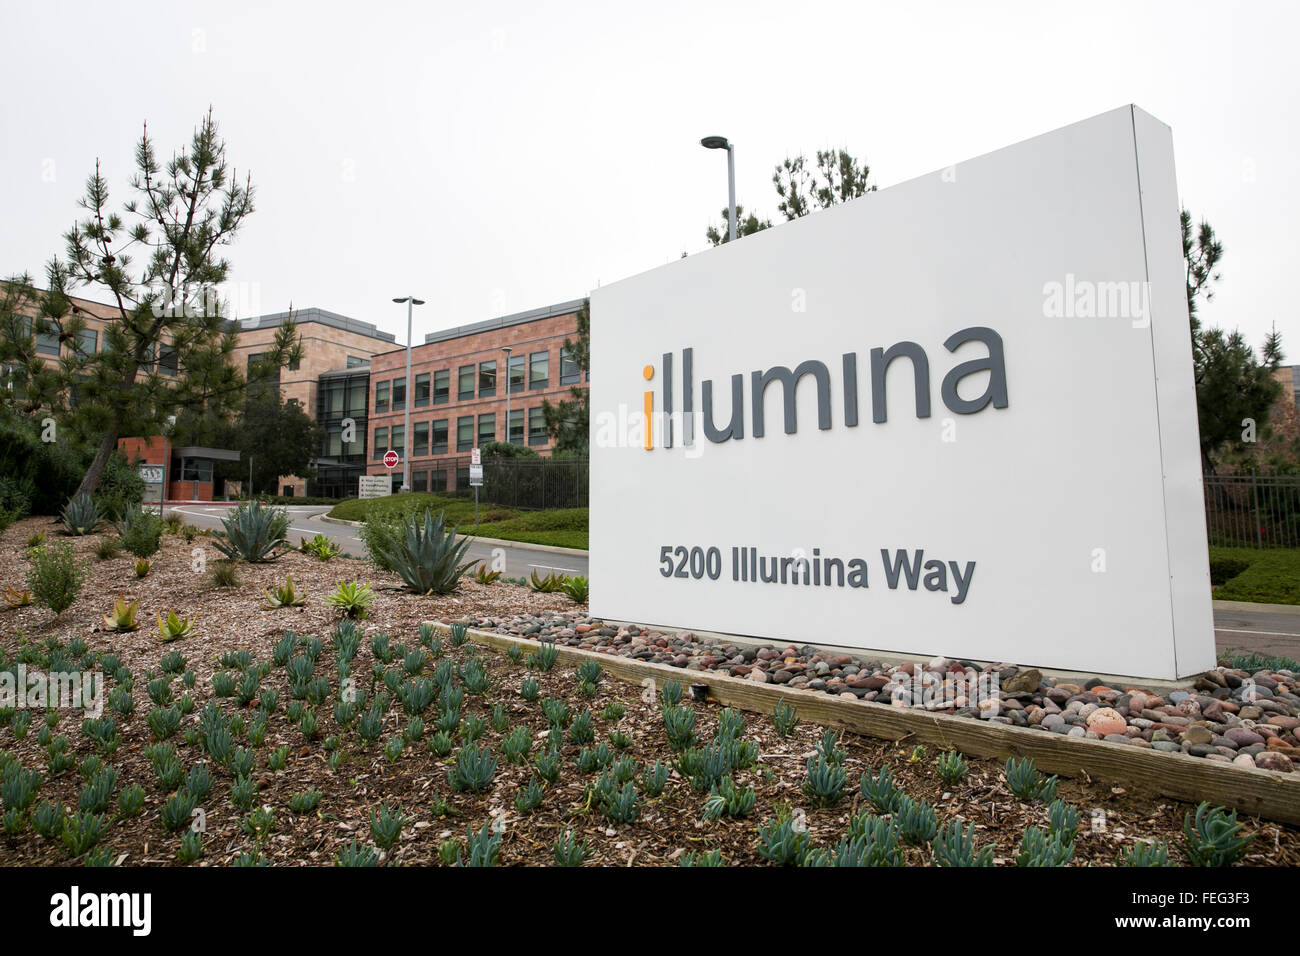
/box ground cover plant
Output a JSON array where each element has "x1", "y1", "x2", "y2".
[
  {"x1": 330, "y1": 493, "x2": 589, "y2": 551},
  {"x1": 0, "y1": 515, "x2": 1296, "y2": 866}
]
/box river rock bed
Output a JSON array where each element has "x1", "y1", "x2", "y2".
[{"x1": 459, "y1": 610, "x2": 1300, "y2": 774}]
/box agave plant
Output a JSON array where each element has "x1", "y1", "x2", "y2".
[
  {"x1": 155, "y1": 609, "x2": 198, "y2": 643},
  {"x1": 264, "y1": 574, "x2": 308, "y2": 608},
  {"x1": 4, "y1": 586, "x2": 32, "y2": 609},
  {"x1": 527, "y1": 569, "x2": 568, "y2": 593},
  {"x1": 103, "y1": 597, "x2": 140, "y2": 633},
  {"x1": 134, "y1": 558, "x2": 151, "y2": 578},
  {"x1": 368, "y1": 508, "x2": 476, "y2": 595},
  {"x1": 212, "y1": 500, "x2": 290, "y2": 563},
  {"x1": 326, "y1": 581, "x2": 373, "y2": 619},
  {"x1": 560, "y1": 576, "x2": 589, "y2": 604},
  {"x1": 61, "y1": 495, "x2": 102, "y2": 536}
]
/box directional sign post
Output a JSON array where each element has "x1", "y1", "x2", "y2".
[{"x1": 470, "y1": 447, "x2": 484, "y2": 527}]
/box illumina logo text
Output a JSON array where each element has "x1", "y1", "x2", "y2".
[{"x1": 636, "y1": 326, "x2": 1008, "y2": 451}]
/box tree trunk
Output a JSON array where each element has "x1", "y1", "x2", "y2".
[{"x1": 74, "y1": 427, "x2": 121, "y2": 499}]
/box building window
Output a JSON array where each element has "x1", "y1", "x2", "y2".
[
  {"x1": 431, "y1": 419, "x2": 448, "y2": 455},
  {"x1": 529, "y1": 350, "x2": 548, "y2": 390},
  {"x1": 508, "y1": 353, "x2": 526, "y2": 394},
  {"x1": 433, "y1": 369, "x2": 450, "y2": 404},
  {"x1": 430, "y1": 468, "x2": 448, "y2": 494},
  {"x1": 346, "y1": 355, "x2": 366, "y2": 368},
  {"x1": 373, "y1": 427, "x2": 388, "y2": 459},
  {"x1": 477, "y1": 413, "x2": 495, "y2": 447},
  {"x1": 413, "y1": 421, "x2": 429, "y2": 457},
  {"x1": 348, "y1": 380, "x2": 367, "y2": 416},
  {"x1": 374, "y1": 381, "x2": 389, "y2": 414},
  {"x1": 34, "y1": 319, "x2": 59, "y2": 357},
  {"x1": 456, "y1": 416, "x2": 473, "y2": 452},
  {"x1": 508, "y1": 408, "x2": 524, "y2": 445},
  {"x1": 325, "y1": 425, "x2": 343, "y2": 457},
  {"x1": 391, "y1": 377, "x2": 406, "y2": 411},
  {"x1": 180, "y1": 458, "x2": 213, "y2": 482},
  {"x1": 390, "y1": 425, "x2": 405, "y2": 459},
  {"x1": 478, "y1": 360, "x2": 497, "y2": 398},
  {"x1": 158, "y1": 343, "x2": 178, "y2": 376},
  {"x1": 528, "y1": 407, "x2": 548, "y2": 445},
  {"x1": 75, "y1": 328, "x2": 98, "y2": 356},
  {"x1": 326, "y1": 381, "x2": 345, "y2": 416},
  {"x1": 412, "y1": 470, "x2": 428, "y2": 493},
  {"x1": 458, "y1": 364, "x2": 475, "y2": 401},
  {"x1": 246, "y1": 352, "x2": 280, "y2": 385},
  {"x1": 414, "y1": 372, "x2": 430, "y2": 407},
  {"x1": 560, "y1": 346, "x2": 581, "y2": 385}
]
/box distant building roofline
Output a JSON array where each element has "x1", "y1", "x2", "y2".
[
  {"x1": 420, "y1": 298, "x2": 586, "y2": 347},
  {"x1": 223, "y1": 308, "x2": 396, "y2": 343}
]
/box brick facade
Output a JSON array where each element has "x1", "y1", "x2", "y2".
[{"x1": 365, "y1": 303, "x2": 586, "y2": 494}]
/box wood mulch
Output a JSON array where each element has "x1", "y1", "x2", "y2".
[{"x1": 1, "y1": 516, "x2": 1297, "y2": 866}]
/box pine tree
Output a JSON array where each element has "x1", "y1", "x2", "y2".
[
  {"x1": 541, "y1": 299, "x2": 590, "y2": 455},
  {"x1": 0, "y1": 109, "x2": 301, "y2": 498}
]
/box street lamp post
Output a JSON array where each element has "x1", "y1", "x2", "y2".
[
  {"x1": 392, "y1": 296, "x2": 426, "y2": 492},
  {"x1": 701, "y1": 136, "x2": 736, "y2": 242},
  {"x1": 502, "y1": 346, "x2": 513, "y2": 445}
]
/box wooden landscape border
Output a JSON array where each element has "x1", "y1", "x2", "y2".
[{"x1": 433, "y1": 623, "x2": 1300, "y2": 827}]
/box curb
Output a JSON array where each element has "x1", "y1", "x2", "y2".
[
  {"x1": 1212, "y1": 599, "x2": 1300, "y2": 616},
  {"x1": 317, "y1": 513, "x2": 588, "y2": 558}
]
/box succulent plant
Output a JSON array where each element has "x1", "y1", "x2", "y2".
[
  {"x1": 860, "y1": 765, "x2": 901, "y2": 814},
  {"x1": 552, "y1": 828, "x2": 589, "y2": 866},
  {"x1": 230, "y1": 775, "x2": 257, "y2": 812},
  {"x1": 524, "y1": 640, "x2": 557, "y2": 673},
  {"x1": 534, "y1": 745, "x2": 562, "y2": 783},
  {"x1": 561, "y1": 576, "x2": 590, "y2": 603},
  {"x1": 703, "y1": 775, "x2": 756, "y2": 820},
  {"x1": 146, "y1": 705, "x2": 181, "y2": 740},
  {"x1": 1017, "y1": 825, "x2": 1074, "y2": 866},
  {"x1": 771, "y1": 699, "x2": 799, "y2": 736},
  {"x1": 61, "y1": 495, "x2": 102, "y2": 536},
  {"x1": 680, "y1": 849, "x2": 726, "y2": 867},
  {"x1": 60, "y1": 810, "x2": 109, "y2": 856},
  {"x1": 335, "y1": 838, "x2": 379, "y2": 866},
  {"x1": 289, "y1": 788, "x2": 322, "y2": 814},
  {"x1": 1046, "y1": 799, "x2": 1080, "y2": 845},
  {"x1": 801, "y1": 753, "x2": 848, "y2": 808},
  {"x1": 264, "y1": 574, "x2": 307, "y2": 608},
  {"x1": 177, "y1": 829, "x2": 203, "y2": 863},
  {"x1": 473, "y1": 562, "x2": 502, "y2": 584},
  {"x1": 369, "y1": 508, "x2": 477, "y2": 595},
  {"x1": 640, "y1": 760, "x2": 670, "y2": 797},
  {"x1": 212, "y1": 500, "x2": 290, "y2": 563},
  {"x1": 117, "y1": 784, "x2": 145, "y2": 817},
  {"x1": 1181, "y1": 802, "x2": 1253, "y2": 867},
  {"x1": 594, "y1": 774, "x2": 639, "y2": 825},
  {"x1": 894, "y1": 795, "x2": 939, "y2": 845},
  {"x1": 33, "y1": 799, "x2": 66, "y2": 839},
  {"x1": 3, "y1": 585, "x2": 32, "y2": 609},
  {"x1": 299, "y1": 533, "x2": 341, "y2": 561},
  {"x1": 78, "y1": 767, "x2": 118, "y2": 814},
  {"x1": 428, "y1": 731, "x2": 454, "y2": 758},
  {"x1": 1120, "y1": 839, "x2": 1171, "y2": 867},
  {"x1": 160, "y1": 790, "x2": 198, "y2": 831},
  {"x1": 503, "y1": 726, "x2": 533, "y2": 765},
  {"x1": 660, "y1": 680, "x2": 683, "y2": 708},
  {"x1": 272, "y1": 632, "x2": 298, "y2": 666},
  {"x1": 757, "y1": 814, "x2": 814, "y2": 866},
  {"x1": 514, "y1": 776, "x2": 545, "y2": 813},
  {"x1": 527, "y1": 569, "x2": 568, "y2": 593},
  {"x1": 449, "y1": 744, "x2": 497, "y2": 793},
  {"x1": 662, "y1": 705, "x2": 698, "y2": 751},
  {"x1": 134, "y1": 558, "x2": 151, "y2": 578},
  {"x1": 601, "y1": 700, "x2": 626, "y2": 721},
  {"x1": 103, "y1": 596, "x2": 140, "y2": 632},
  {"x1": 936, "y1": 750, "x2": 968, "y2": 786},
  {"x1": 369, "y1": 803, "x2": 405, "y2": 849},
  {"x1": 155, "y1": 609, "x2": 198, "y2": 643},
  {"x1": 325, "y1": 580, "x2": 372, "y2": 619},
  {"x1": 931, "y1": 818, "x2": 995, "y2": 867},
  {"x1": 1005, "y1": 757, "x2": 1058, "y2": 804}
]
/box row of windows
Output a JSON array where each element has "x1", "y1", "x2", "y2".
[
  {"x1": 372, "y1": 407, "x2": 548, "y2": 460},
  {"x1": 30, "y1": 321, "x2": 181, "y2": 375},
  {"x1": 373, "y1": 347, "x2": 583, "y2": 414}
]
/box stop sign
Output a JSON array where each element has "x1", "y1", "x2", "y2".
[{"x1": 383, "y1": 450, "x2": 400, "y2": 470}]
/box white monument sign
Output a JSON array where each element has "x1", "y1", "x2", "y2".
[{"x1": 589, "y1": 106, "x2": 1213, "y2": 680}]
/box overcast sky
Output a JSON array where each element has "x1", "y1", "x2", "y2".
[{"x1": 1, "y1": 0, "x2": 1295, "y2": 354}]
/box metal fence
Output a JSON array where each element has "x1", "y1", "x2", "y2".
[
  {"x1": 1204, "y1": 475, "x2": 1300, "y2": 549},
  {"x1": 443, "y1": 456, "x2": 589, "y2": 510}
]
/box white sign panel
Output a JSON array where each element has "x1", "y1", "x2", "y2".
[
  {"x1": 137, "y1": 465, "x2": 164, "y2": 484},
  {"x1": 590, "y1": 106, "x2": 1213, "y2": 680},
  {"x1": 358, "y1": 475, "x2": 392, "y2": 499},
  {"x1": 469, "y1": 464, "x2": 484, "y2": 487}
]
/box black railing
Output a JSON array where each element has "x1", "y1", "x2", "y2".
[{"x1": 1204, "y1": 475, "x2": 1300, "y2": 549}]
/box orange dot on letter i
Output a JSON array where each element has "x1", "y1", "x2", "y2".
[{"x1": 643, "y1": 364, "x2": 654, "y2": 451}]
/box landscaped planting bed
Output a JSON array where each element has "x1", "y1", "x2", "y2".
[{"x1": 1, "y1": 517, "x2": 1297, "y2": 866}]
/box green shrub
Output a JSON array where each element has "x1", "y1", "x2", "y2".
[
  {"x1": 26, "y1": 541, "x2": 85, "y2": 615},
  {"x1": 118, "y1": 511, "x2": 163, "y2": 559},
  {"x1": 1209, "y1": 556, "x2": 1251, "y2": 587}
]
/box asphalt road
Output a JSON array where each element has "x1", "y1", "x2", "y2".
[
  {"x1": 167, "y1": 504, "x2": 588, "y2": 581},
  {"x1": 168, "y1": 503, "x2": 1299, "y2": 661}
]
